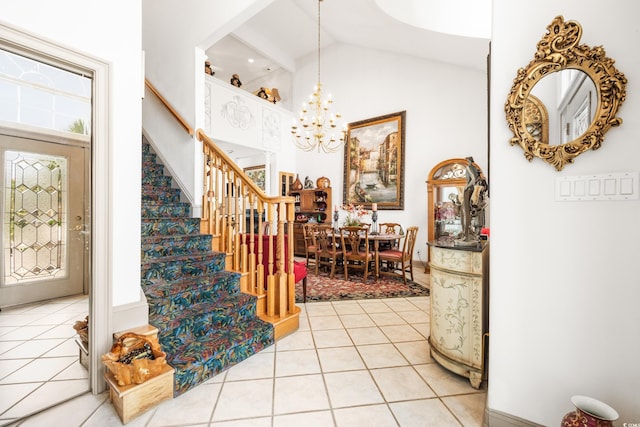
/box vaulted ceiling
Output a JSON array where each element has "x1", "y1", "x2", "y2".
[{"x1": 206, "y1": 0, "x2": 491, "y2": 86}]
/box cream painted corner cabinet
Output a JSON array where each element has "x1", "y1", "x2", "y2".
[{"x1": 428, "y1": 242, "x2": 489, "y2": 389}]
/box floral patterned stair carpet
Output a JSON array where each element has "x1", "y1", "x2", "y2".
[{"x1": 140, "y1": 139, "x2": 274, "y2": 396}]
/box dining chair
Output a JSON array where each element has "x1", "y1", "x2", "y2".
[
  {"x1": 377, "y1": 226, "x2": 418, "y2": 284},
  {"x1": 340, "y1": 225, "x2": 375, "y2": 282},
  {"x1": 302, "y1": 223, "x2": 318, "y2": 270},
  {"x1": 314, "y1": 224, "x2": 343, "y2": 279},
  {"x1": 377, "y1": 222, "x2": 402, "y2": 250}
]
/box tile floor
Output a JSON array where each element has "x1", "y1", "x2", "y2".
[
  {"x1": 0, "y1": 294, "x2": 90, "y2": 426},
  {"x1": 1, "y1": 267, "x2": 487, "y2": 427}
]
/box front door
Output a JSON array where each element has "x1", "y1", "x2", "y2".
[{"x1": 0, "y1": 133, "x2": 86, "y2": 308}]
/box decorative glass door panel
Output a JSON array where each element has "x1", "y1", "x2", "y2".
[{"x1": 1, "y1": 134, "x2": 85, "y2": 307}]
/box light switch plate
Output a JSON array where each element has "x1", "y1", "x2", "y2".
[{"x1": 555, "y1": 172, "x2": 639, "y2": 201}]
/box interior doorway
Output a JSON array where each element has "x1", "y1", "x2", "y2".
[{"x1": 0, "y1": 37, "x2": 95, "y2": 424}]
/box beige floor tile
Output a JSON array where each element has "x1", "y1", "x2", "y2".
[
  {"x1": 308, "y1": 315, "x2": 343, "y2": 331},
  {"x1": 390, "y1": 398, "x2": 462, "y2": 426},
  {"x1": 357, "y1": 343, "x2": 410, "y2": 369},
  {"x1": 0, "y1": 314, "x2": 44, "y2": 327},
  {"x1": 0, "y1": 338, "x2": 65, "y2": 359},
  {"x1": 276, "y1": 330, "x2": 315, "y2": 351},
  {"x1": 331, "y1": 301, "x2": 365, "y2": 315},
  {"x1": 379, "y1": 324, "x2": 425, "y2": 343},
  {"x1": 2, "y1": 379, "x2": 88, "y2": 419},
  {"x1": 369, "y1": 312, "x2": 407, "y2": 326},
  {"x1": 16, "y1": 391, "x2": 108, "y2": 427},
  {"x1": 147, "y1": 383, "x2": 220, "y2": 426},
  {"x1": 357, "y1": 301, "x2": 392, "y2": 313},
  {"x1": 0, "y1": 325, "x2": 54, "y2": 341},
  {"x1": 36, "y1": 324, "x2": 78, "y2": 339},
  {"x1": 275, "y1": 349, "x2": 321, "y2": 377},
  {"x1": 333, "y1": 404, "x2": 397, "y2": 427},
  {"x1": 273, "y1": 374, "x2": 330, "y2": 415},
  {"x1": 42, "y1": 337, "x2": 78, "y2": 357},
  {"x1": 413, "y1": 322, "x2": 430, "y2": 339},
  {"x1": 225, "y1": 351, "x2": 274, "y2": 381},
  {"x1": 51, "y1": 360, "x2": 89, "y2": 381},
  {"x1": 395, "y1": 340, "x2": 432, "y2": 365},
  {"x1": 1, "y1": 356, "x2": 76, "y2": 383},
  {"x1": 305, "y1": 302, "x2": 337, "y2": 316},
  {"x1": 346, "y1": 327, "x2": 389, "y2": 345},
  {"x1": 273, "y1": 410, "x2": 334, "y2": 427},
  {"x1": 0, "y1": 382, "x2": 41, "y2": 414},
  {"x1": 414, "y1": 363, "x2": 484, "y2": 396},
  {"x1": 312, "y1": 328, "x2": 353, "y2": 348},
  {"x1": 383, "y1": 298, "x2": 420, "y2": 312},
  {"x1": 339, "y1": 313, "x2": 375, "y2": 328},
  {"x1": 396, "y1": 310, "x2": 430, "y2": 324},
  {"x1": 211, "y1": 417, "x2": 271, "y2": 427},
  {"x1": 317, "y1": 346, "x2": 365, "y2": 372},
  {"x1": 0, "y1": 359, "x2": 29, "y2": 380},
  {"x1": 370, "y1": 366, "x2": 436, "y2": 401},
  {"x1": 83, "y1": 398, "x2": 153, "y2": 427},
  {"x1": 324, "y1": 370, "x2": 384, "y2": 408},
  {"x1": 213, "y1": 379, "x2": 273, "y2": 421},
  {"x1": 442, "y1": 393, "x2": 487, "y2": 427}
]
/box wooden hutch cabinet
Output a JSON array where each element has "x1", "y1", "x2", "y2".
[{"x1": 289, "y1": 183, "x2": 332, "y2": 256}]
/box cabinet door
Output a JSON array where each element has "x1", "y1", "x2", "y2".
[{"x1": 430, "y1": 265, "x2": 484, "y2": 369}]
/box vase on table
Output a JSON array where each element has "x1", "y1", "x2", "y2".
[{"x1": 561, "y1": 395, "x2": 618, "y2": 427}]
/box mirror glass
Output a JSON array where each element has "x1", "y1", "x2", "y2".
[
  {"x1": 505, "y1": 16, "x2": 627, "y2": 171},
  {"x1": 528, "y1": 69, "x2": 598, "y2": 146}
]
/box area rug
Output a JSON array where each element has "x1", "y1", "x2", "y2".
[{"x1": 296, "y1": 271, "x2": 429, "y2": 303}]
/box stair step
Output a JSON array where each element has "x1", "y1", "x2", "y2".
[
  {"x1": 141, "y1": 234, "x2": 213, "y2": 259},
  {"x1": 161, "y1": 317, "x2": 274, "y2": 396},
  {"x1": 141, "y1": 252, "x2": 226, "y2": 284},
  {"x1": 142, "y1": 174, "x2": 173, "y2": 188},
  {"x1": 150, "y1": 292, "x2": 257, "y2": 334},
  {"x1": 142, "y1": 186, "x2": 181, "y2": 203},
  {"x1": 142, "y1": 202, "x2": 191, "y2": 219},
  {"x1": 141, "y1": 217, "x2": 201, "y2": 236},
  {"x1": 142, "y1": 271, "x2": 240, "y2": 301},
  {"x1": 143, "y1": 162, "x2": 165, "y2": 178}
]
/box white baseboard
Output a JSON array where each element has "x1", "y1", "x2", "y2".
[{"x1": 485, "y1": 408, "x2": 544, "y2": 427}]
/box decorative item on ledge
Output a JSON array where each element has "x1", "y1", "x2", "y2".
[
  {"x1": 230, "y1": 74, "x2": 242, "y2": 87},
  {"x1": 561, "y1": 395, "x2": 618, "y2": 427},
  {"x1": 101, "y1": 332, "x2": 168, "y2": 387}
]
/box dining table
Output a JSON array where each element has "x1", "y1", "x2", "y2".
[{"x1": 319, "y1": 228, "x2": 403, "y2": 278}]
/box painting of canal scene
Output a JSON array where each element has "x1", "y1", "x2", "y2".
[{"x1": 343, "y1": 111, "x2": 405, "y2": 210}]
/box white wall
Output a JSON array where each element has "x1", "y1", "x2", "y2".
[
  {"x1": 2, "y1": 1, "x2": 143, "y2": 307},
  {"x1": 490, "y1": 0, "x2": 640, "y2": 424},
  {"x1": 142, "y1": 0, "x2": 273, "y2": 208},
  {"x1": 292, "y1": 43, "x2": 489, "y2": 260}
]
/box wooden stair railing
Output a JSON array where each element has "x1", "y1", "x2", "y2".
[
  {"x1": 145, "y1": 79, "x2": 194, "y2": 136},
  {"x1": 197, "y1": 130, "x2": 300, "y2": 334}
]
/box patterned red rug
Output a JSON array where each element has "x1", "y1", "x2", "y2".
[{"x1": 295, "y1": 270, "x2": 429, "y2": 303}]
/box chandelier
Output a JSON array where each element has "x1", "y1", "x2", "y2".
[{"x1": 291, "y1": 0, "x2": 346, "y2": 153}]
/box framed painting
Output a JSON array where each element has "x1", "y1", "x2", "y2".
[
  {"x1": 244, "y1": 164, "x2": 266, "y2": 191},
  {"x1": 343, "y1": 111, "x2": 406, "y2": 210}
]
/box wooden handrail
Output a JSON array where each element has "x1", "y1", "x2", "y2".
[{"x1": 145, "y1": 78, "x2": 194, "y2": 136}]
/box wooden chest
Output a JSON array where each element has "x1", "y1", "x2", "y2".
[{"x1": 104, "y1": 363, "x2": 174, "y2": 424}]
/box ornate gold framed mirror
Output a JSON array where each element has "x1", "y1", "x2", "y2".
[{"x1": 505, "y1": 16, "x2": 627, "y2": 171}]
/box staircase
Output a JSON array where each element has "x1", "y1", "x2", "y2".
[{"x1": 140, "y1": 139, "x2": 274, "y2": 396}]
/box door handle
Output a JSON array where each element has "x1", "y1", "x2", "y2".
[{"x1": 70, "y1": 224, "x2": 83, "y2": 231}]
